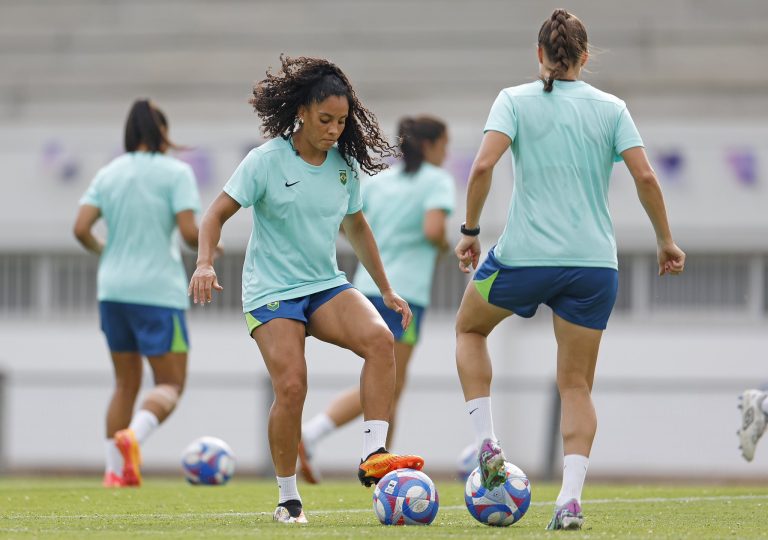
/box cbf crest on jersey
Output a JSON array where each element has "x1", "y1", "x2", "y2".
[{"x1": 339, "y1": 170, "x2": 348, "y2": 185}]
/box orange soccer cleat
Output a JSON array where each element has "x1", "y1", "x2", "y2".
[
  {"x1": 102, "y1": 471, "x2": 124, "y2": 488},
  {"x1": 114, "y1": 429, "x2": 142, "y2": 487},
  {"x1": 357, "y1": 448, "x2": 424, "y2": 487}
]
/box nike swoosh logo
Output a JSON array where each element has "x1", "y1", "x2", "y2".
[
  {"x1": 469, "y1": 408, "x2": 479, "y2": 415},
  {"x1": 364, "y1": 429, "x2": 371, "y2": 433},
  {"x1": 285, "y1": 180, "x2": 300, "y2": 187}
]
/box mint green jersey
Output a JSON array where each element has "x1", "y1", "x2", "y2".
[
  {"x1": 79, "y1": 152, "x2": 201, "y2": 309},
  {"x1": 484, "y1": 80, "x2": 644, "y2": 270},
  {"x1": 223, "y1": 137, "x2": 362, "y2": 313},
  {"x1": 353, "y1": 163, "x2": 455, "y2": 307}
]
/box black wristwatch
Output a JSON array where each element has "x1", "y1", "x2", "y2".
[{"x1": 460, "y1": 222, "x2": 480, "y2": 236}]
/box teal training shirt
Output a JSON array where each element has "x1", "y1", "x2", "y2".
[
  {"x1": 223, "y1": 137, "x2": 362, "y2": 313},
  {"x1": 79, "y1": 152, "x2": 201, "y2": 310},
  {"x1": 353, "y1": 163, "x2": 455, "y2": 308},
  {"x1": 484, "y1": 80, "x2": 644, "y2": 270}
]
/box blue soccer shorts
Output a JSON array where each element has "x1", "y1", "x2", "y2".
[
  {"x1": 244, "y1": 283, "x2": 353, "y2": 336},
  {"x1": 99, "y1": 300, "x2": 189, "y2": 356},
  {"x1": 473, "y1": 248, "x2": 619, "y2": 330},
  {"x1": 365, "y1": 295, "x2": 426, "y2": 346}
]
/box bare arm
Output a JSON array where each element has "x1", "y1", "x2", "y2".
[
  {"x1": 455, "y1": 130, "x2": 511, "y2": 273},
  {"x1": 188, "y1": 192, "x2": 241, "y2": 304},
  {"x1": 176, "y1": 209, "x2": 199, "y2": 249},
  {"x1": 73, "y1": 205, "x2": 104, "y2": 255},
  {"x1": 423, "y1": 208, "x2": 449, "y2": 251},
  {"x1": 342, "y1": 210, "x2": 412, "y2": 330},
  {"x1": 622, "y1": 146, "x2": 685, "y2": 275}
]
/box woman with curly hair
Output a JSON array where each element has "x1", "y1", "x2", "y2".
[
  {"x1": 298, "y1": 115, "x2": 454, "y2": 484},
  {"x1": 188, "y1": 56, "x2": 424, "y2": 524}
]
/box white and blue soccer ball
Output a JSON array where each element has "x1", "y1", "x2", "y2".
[
  {"x1": 457, "y1": 443, "x2": 478, "y2": 482},
  {"x1": 373, "y1": 469, "x2": 439, "y2": 525},
  {"x1": 181, "y1": 436, "x2": 235, "y2": 486},
  {"x1": 464, "y1": 461, "x2": 531, "y2": 526}
]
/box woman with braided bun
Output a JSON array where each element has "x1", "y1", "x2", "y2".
[
  {"x1": 298, "y1": 116, "x2": 454, "y2": 484},
  {"x1": 188, "y1": 55, "x2": 424, "y2": 524},
  {"x1": 453, "y1": 9, "x2": 685, "y2": 530}
]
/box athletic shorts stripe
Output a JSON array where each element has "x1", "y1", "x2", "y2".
[
  {"x1": 244, "y1": 283, "x2": 353, "y2": 335},
  {"x1": 99, "y1": 301, "x2": 189, "y2": 356},
  {"x1": 365, "y1": 295, "x2": 425, "y2": 345},
  {"x1": 473, "y1": 248, "x2": 618, "y2": 330}
]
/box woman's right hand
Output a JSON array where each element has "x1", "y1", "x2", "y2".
[
  {"x1": 657, "y1": 241, "x2": 685, "y2": 276},
  {"x1": 188, "y1": 264, "x2": 223, "y2": 304}
]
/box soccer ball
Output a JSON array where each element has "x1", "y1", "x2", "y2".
[
  {"x1": 457, "y1": 443, "x2": 478, "y2": 482},
  {"x1": 464, "y1": 462, "x2": 531, "y2": 526},
  {"x1": 373, "y1": 469, "x2": 439, "y2": 525},
  {"x1": 181, "y1": 436, "x2": 235, "y2": 486}
]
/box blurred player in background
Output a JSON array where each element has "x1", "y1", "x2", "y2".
[
  {"x1": 738, "y1": 387, "x2": 768, "y2": 461},
  {"x1": 453, "y1": 9, "x2": 686, "y2": 530},
  {"x1": 298, "y1": 115, "x2": 455, "y2": 484},
  {"x1": 73, "y1": 99, "x2": 202, "y2": 488},
  {"x1": 188, "y1": 56, "x2": 425, "y2": 524}
]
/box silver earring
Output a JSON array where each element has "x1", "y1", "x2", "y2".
[{"x1": 298, "y1": 117, "x2": 304, "y2": 125}]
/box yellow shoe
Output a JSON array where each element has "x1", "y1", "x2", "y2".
[
  {"x1": 358, "y1": 448, "x2": 424, "y2": 487},
  {"x1": 115, "y1": 429, "x2": 142, "y2": 487}
]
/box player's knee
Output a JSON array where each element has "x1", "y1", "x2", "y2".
[
  {"x1": 359, "y1": 325, "x2": 394, "y2": 360},
  {"x1": 557, "y1": 372, "x2": 590, "y2": 394},
  {"x1": 455, "y1": 306, "x2": 481, "y2": 336},
  {"x1": 147, "y1": 383, "x2": 182, "y2": 415},
  {"x1": 275, "y1": 377, "x2": 307, "y2": 406}
]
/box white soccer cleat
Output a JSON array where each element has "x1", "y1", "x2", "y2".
[
  {"x1": 273, "y1": 505, "x2": 308, "y2": 524},
  {"x1": 738, "y1": 389, "x2": 767, "y2": 462}
]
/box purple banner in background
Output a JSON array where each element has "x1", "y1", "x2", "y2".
[
  {"x1": 651, "y1": 148, "x2": 685, "y2": 185},
  {"x1": 175, "y1": 148, "x2": 214, "y2": 190},
  {"x1": 725, "y1": 148, "x2": 758, "y2": 187},
  {"x1": 42, "y1": 140, "x2": 80, "y2": 183}
]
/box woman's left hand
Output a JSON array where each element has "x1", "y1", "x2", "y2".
[
  {"x1": 455, "y1": 235, "x2": 481, "y2": 273},
  {"x1": 382, "y1": 289, "x2": 412, "y2": 330}
]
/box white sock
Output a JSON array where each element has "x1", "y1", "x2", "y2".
[
  {"x1": 361, "y1": 420, "x2": 389, "y2": 460},
  {"x1": 277, "y1": 474, "x2": 301, "y2": 503},
  {"x1": 104, "y1": 439, "x2": 123, "y2": 475},
  {"x1": 129, "y1": 409, "x2": 159, "y2": 445},
  {"x1": 556, "y1": 454, "x2": 589, "y2": 506},
  {"x1": 466, "y1": 397, "x2": 497, "y2": 447},
  {"x1": 302, "y1": 413, "x2": 336, "y2": 456}
]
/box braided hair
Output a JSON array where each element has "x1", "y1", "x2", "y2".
[
  {"x1": 249, "y1": 55, "x2": 398, "y2": 175},
  {"x1": 537, "y1": 9, "x2": 589, "y2": 93}
]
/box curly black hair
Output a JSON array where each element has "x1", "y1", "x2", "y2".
[{"x1": 249, "y1": 55, "x2": 398, "y2": 175}]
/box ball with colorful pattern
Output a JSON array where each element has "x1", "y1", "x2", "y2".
[
  {"x1": 373, "y1": 469, "x2": 439, "y2": 525},
  {"x1": 464, "y1": 461, "x2": 531, "y2": 526},
  {"x1": 181, "y1": 436, "x2": 235, "y2": 486}
]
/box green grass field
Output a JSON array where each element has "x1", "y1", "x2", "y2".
[{"x1": 2, "y1": 478, "x2": 767, "y2": 539}]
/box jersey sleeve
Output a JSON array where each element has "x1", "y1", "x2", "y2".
[
  {"x1": 79, "y1": 168, "x2": 105, "y2": 208},
  {"x1": 423, "y1": 169, "x2": 456, "y2": 215},
  {"x1": 483, "y1": 90, "x2": 517, "y2": 142},
  {"x1": 346, "y1": 163, "x2": 363, "y2": 214},
  {"x1": 613, "y1": 107, "x2": 644, "y2": 162},
  {"x1": 223, "y1": 149, "x2": 267, "y2": 208},
  {"x1": 171, "y1": 164, "x2": 202, "y2": 214}
]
